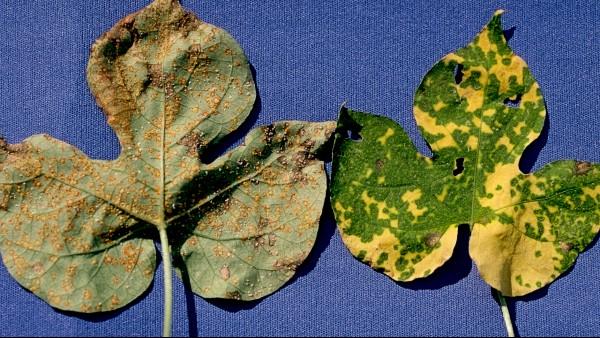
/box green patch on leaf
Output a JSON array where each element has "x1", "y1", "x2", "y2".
[
  {"x1": 0, "y1": 0, "x2": 334, "y2": 319},
  {"x1": 331, "y1": 10, "x2": 600, "y2": 297}
]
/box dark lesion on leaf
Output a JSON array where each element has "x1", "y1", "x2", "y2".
[{"x1": 574, "y1": 161, "x2": 592, "y2": 175}]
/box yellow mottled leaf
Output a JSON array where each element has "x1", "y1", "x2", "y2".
[{"x1": 331, "y1": 11, "x2": 600, "y2": 297}]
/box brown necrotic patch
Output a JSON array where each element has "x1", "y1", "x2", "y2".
[
  {"x1": 262, "y1": 124, "x2": 276, "y2": 144},
  {"x1": 176, "y1": 11, "x2": 202, "y2": 37},
  {"x1": 100, "y1": 16, "x2": 137, "y2": 61},
  {"x1": 375, "y1": 159, "x2": 384, "y2": 171},
  {"x1": 424, "y1": 233, "x2": 441, "y2": 248},
  {"x1": 575, "y1": 161, "x2": 592, "y2": 175},
  {"x1": 225, "y1": 291, "x2": 241, "y2": 300},
  {"x1": 0, "y1": 138, "x2": 27, "y2": 154},
  {"x1": 177, "y1": 132, "x2": 204, "y2": 156},
  {"x1": 559, "y1": 241, "x2": 573, "y2": 253},
  {"x1": 273, "y1": 252, "x2": 306, "y2": 274}
]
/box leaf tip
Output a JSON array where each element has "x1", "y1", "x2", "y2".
[
  {"x1": 337, "y1": 102, "x2": 350, "y2": 122},
  {"x1": 339, "y1": 100, "x2": 348, "y2": 111}
]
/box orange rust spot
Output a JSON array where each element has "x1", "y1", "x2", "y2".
[
  {"x1": 111, "y1": 295, "x2": 120, "y2": 307},
  {"x1": 219, "y1": 266, "x2": 230, "y2": 280},
  {"x1": 112, "y1": 275, "x2": 122, "y2": 286}
]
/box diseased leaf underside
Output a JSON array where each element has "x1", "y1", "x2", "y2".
[
  {"x1": 331, "y1": 11, "x2": 600, "y2": 296},
  {"x1": 0, "y1": 0, "x2": 334, "y2": 312},
  {"x1": 172, "y1": 121, "x2": 334, "y2": 300}
]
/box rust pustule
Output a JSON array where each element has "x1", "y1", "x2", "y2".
[{"x1": 177, "y1": 132, "x2": 204, "y2": 156}]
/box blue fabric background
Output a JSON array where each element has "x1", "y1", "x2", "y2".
[{"x1": 1, "y1": 0, "x2": 599, "y2": 336}]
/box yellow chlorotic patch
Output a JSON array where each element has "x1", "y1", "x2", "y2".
[
  {"x1": 466, "y1": 135, "x2": 479, "y2": 150},
  {"x1": 406, "y1": 225, "x2": 458, "y2": 281},
  {"x1": 377, "y1": 128, "x2": 395, "y2": 145},
  {"x1": 513, "y1": 121, "x2": 526, "y2": 135},
  {"x1": 525, "y1": 131, "x2": 540, "y2": 144},
  {"x1": 482, "y1": 108, "x2": 495, "y2": 117},
  {"x1": 471, "y1": 116, "x2": 493, "y2": 134},
  {"x1": 344, "y1": 225, "x2": 459, "y2": 282},
  {"x1": 436, "y1": 185, "x2": 449, "y2": 202},
  {"x1": 342, "y1": 228, "x2": 400, "y2": 277},
  {"x1": 527, "y1": 176, "x2": 547, "y2": 196},
  {"x1": 495, "y1": 135, "x2": 514, "y2": 153},
  {"x1": 401, "y1": 189, "x2": 427, "y2": 219},
  {"x1": 433, "y1": 101, "x2": 447, "y2": 111},
  {"x1": 443, "y1": 53, "x2": 465, "y2": 65},
  {"x1": 414, "y1": 107, "x2": 470, "y2": 150},
  {"x1": 377, "y1": 176, "x2": 385, "y2": 184},
  {"x1": 475, "y1": 28, "x2": 496, "y2": 53},
  {"x1": 521, "y1": 83, "x2": 542, "y2": 105},
  {"x1": 343, "y1": 225, "x2": 457, "y2": 282},
  {"x1": 583, "y1": 186, "x2": 600, "y2": 200},
  {"x1": 470, "y1": 219, "x2": 561, "y2": 296},
  {"x1": 481, "y1": 163, "x2": 521, "y2": 209},
  {"x1": 365, "y1": 168, "x2": 373, "y2": 178},
  {"x1": 361, "y1": 191, "x2": 398, "y2": 220},
  {"x1": 490, "y1": 55, "x2": 525, "y2": 95},
  {"x1": 334, "y1": 202, "x2": 353, "y2": 230},
  {"x1": 456, "y1": 65, "x2": 488, "y2": 112},
  {"x1": 432, "y1": 136, "x2": 457, "y2": 150},
  {"x1": 513, "y1": 201, "x2": 554, "y2": 241}
]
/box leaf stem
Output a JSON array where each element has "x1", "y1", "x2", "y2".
[
  {"x1": 159, "y1": 227, "x2": 173, "y2": 337},
  {"x1": 496, "y1": 289, "x2": 515, "y2": 337}
]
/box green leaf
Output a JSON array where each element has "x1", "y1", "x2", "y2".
[
  {"x1": 331, "y1": 10, "x2": 600, "y2": 297},
  {"x1": 0, "y1": 0, "x2": 335, "y2": 315}
]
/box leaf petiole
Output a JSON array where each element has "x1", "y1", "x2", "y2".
[
  {"x1": 496, "y1": 289, "x2": 515, "y2": 337},
  {"x1": 159, "y1": 227, "x2": 173, "y2": 337}
]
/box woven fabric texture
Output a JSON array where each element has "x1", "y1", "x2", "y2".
[{"x1": 1, "y1": 0, "x2": 598, "y2": 336}]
